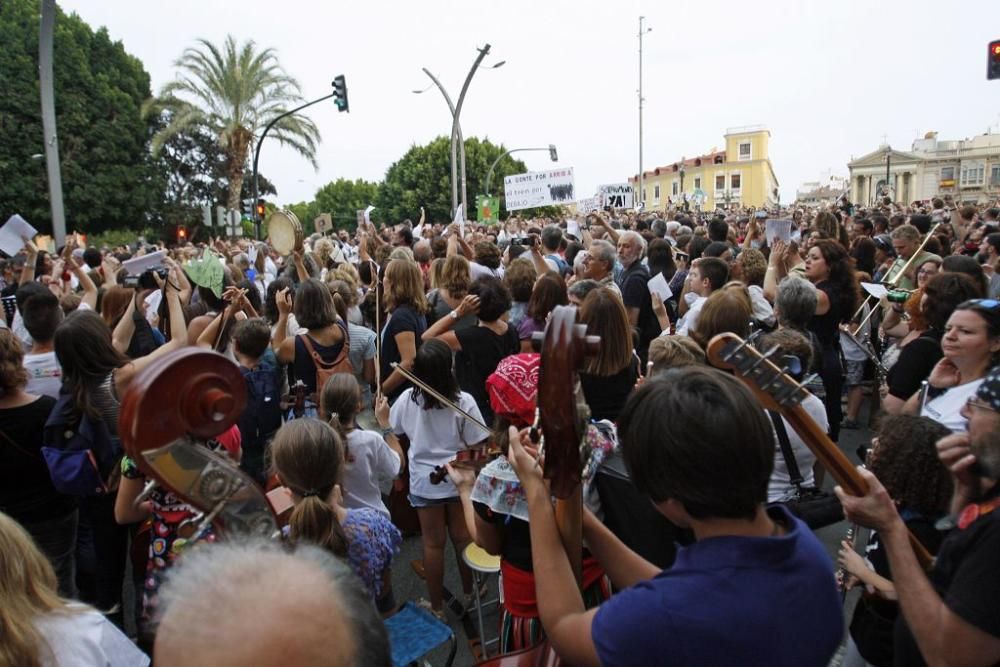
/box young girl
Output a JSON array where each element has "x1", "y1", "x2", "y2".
[
  {"x1": 389, "y1": 338, "x2": 491, "y2": 618},
  {"x1": 318, "y1": 374, "x2": 404, "y2": 516},
  {"x1": 270, "y1": 418, "x2": 400, "y2": 614},
  {"x1": 837, "y1": 414, "x2": 953, "y2": 667}
]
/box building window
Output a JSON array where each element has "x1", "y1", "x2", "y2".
[
  {"x1": 960, "y1": 163, "x2": 985, "y2": 187},
  {"x1": 940, "y1": 166, "x2": 955, "y2": 180},
  {"x1": 730, "y1": 173, "x2": 742, "y2": 190},
  {"x1": 738, "y1": 142, "x2": 751, "y2": 160},
  {"x1": 694, "y1": 177, "x2": 701, "y2": 191},
  {"x1": 715, "y1": 174, "x2": 725, "y2": 191},
  {"x1": 672, "y1": 181, "x2": 679, "y2": 196},
  {"x1": 654, "y1": 184, "x2": 660, "y2": 203},
  {"x1": 992, "y1": 165, "x2": 1000, "y2": 186}
]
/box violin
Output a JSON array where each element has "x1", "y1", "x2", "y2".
[
  {"x1": 389, "y1": 361, "x2": 502, "y2": 485},
  {"x1": 118, "y1": 348, "x2": 281, "y2": 541}
]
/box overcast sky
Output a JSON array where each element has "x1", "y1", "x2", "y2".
[{"x1": 59, "y1": 0, "x2": 1000, "y2": 210}]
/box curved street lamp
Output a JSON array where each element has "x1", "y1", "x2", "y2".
[
  {"x1": 484, "y1": 145, "x2": 558, "y2": 197},
  {"x1": 414, "y1": 46, "x2": 505, "y2": 214}
]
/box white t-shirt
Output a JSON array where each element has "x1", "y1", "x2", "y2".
[
  {"x1": 767, "y1": 394, "x2": 829, "y2": 502},
  {"x1": 34, "y1": 606, "x2": 150, "y2": 666},
  {"x1": 342, "y1": 429, "x2": 401, "y2": 516},
  {"x1": 470, "y1": 262, "x2": 504, "y2": 281},
  {"x1": 676, "y1": 295, "x2": 707, "y2": 337},
  {"x1": 389, "y1": 389, "x2": 491, "y2": 499},
  {"x1": 24, "y1": 350, "x2": 62, "y2": 398},
  {"x1": 922, "y1": 379, "x2": 984, "y2": 433}
]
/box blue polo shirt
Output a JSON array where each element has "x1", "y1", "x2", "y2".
[{"x1": 592, "y1": 505, "x2": 843, "y2": 666}]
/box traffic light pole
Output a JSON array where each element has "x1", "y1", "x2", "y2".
[{"x1": 251, "y1": 91, "x2": 336, "y2": 240}]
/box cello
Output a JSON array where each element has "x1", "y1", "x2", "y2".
[
  {"x1": 118, "y1": 347, "x2": 285, "y2": 540},
  {"x1": 475, "y1": 304, "x2": 600, "y2": 666}
]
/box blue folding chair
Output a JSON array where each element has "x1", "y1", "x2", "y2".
[{"x1": 384, "y1": 601, "x2": 457, "y2": 667}]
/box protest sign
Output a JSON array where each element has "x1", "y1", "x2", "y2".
[
  {"x1": 314, "y1": 213, "x2": 333, "y2": 234},
  {"x1": 504, "y1": 168, "x2": 575, "y2": 211},
  {"x1": 577, "y1": 196, "x2": 600, "y2": 214},
  {"x1": 0, "y1": 214, "x2": 38, "y2": 257},
  {"x1": 599, "y1": 183, "x2": 634, "y2": 210},
  {"x1": 765, "y1": 219, "x2": 793, "y2": 246},
  {"x1": 477, "y1": 194, "x2": 500, "y2": 224}
]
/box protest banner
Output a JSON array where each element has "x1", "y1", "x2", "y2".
[
  {"x1": 504, "y1": 167, "x2": 575, "y2": 211},
  {"x1": 314, "y1": 213, "x2": 333, "y2": 234},
  {"x1": 477, "y1": 194, "x2": 500, "y2": 224},
  {"x1": 598, "y1": 183, "x2": 634, "y2": 210},
  {"x1": 576, "y1": 196, "x2": 600, "y2": 214}
]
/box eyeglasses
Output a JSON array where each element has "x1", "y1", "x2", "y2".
[{"x1": 965, "y1": 397, "x2": 999, "y2": 414}]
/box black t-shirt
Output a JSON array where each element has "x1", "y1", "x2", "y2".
[
  {"x1": 618, "y1": 263, "x2": 658, "y2": 361},
  {"x1": 455, "y1": 324, "x2": 520, "y2": 425},
  {"x1": 809, "y1": 281, "x2": 843, "y2": 347},
  {"x1": 0, "y1": 395, "x2": 76, "y2": 524},
  {"x1": 473, "y1": 500, "x2": 533, "y2": 571},
  {"x1": 849, "y1": 513, "x2": 943, "y2": 666},
  {"x1": 291, "y1": 325, "x2": 347, "y2": 393},
  {"x1": 580, "y1": 357, "x2": 639, "y2": 422},
  {"x1": 886, "y1": 331, "x2": 942, "y2": 401},
  {"x1": 894, "y1": 486, "x2": 1000, "y2": 666},
  {"x1": 379, "y1": 305, "x2": 427, "y2": 401}
]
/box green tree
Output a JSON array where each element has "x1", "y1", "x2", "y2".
[
  {"x1": 312, "y1": 178, "x2": 381, "y2": 232},
  {"x1": 377, "y1": 136, "x2": 530, "y2": 223},
  {"x1": 0, "y1": 0, "x2": 163, "y2": 235},
  {"x1": 144, "y1": 35, "x2": 319, "y2": 213}
]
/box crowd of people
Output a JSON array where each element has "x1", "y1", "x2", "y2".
[{"x1": 1, "y1": 192, "x2": 1000, "y2": 666}]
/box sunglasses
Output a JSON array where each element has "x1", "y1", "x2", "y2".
[{"x1": 962, "y1": 299, "x2": 1000, "y2": 312}]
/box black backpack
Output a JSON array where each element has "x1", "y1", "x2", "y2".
[{"x1": 237, "y1": 354, "x2": 283, "y2": 484}]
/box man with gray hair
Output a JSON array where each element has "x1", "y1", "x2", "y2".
[
  {"x1": 583, "y1": 240, "x2": 622, "y2": 298},
  {"x1": 154, "y1": 540, "x2": 391, "y2": 666},
  {"x1": 615, "y1": 231, "x2": 658, "y2": 363},
  {"x1": 650, "y1": 219, "x2": 667, "y2": 239},
  {"x1": 885, "y1": 224, "x2": 940, "y2": 290}
]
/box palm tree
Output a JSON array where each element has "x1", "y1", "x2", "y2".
[{"x1": 144, "y1": 35, "x2": 320, "y2": 212}]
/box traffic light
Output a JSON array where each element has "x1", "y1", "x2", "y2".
[
  {"x1": 549, "y1": 144, "x2": 559, "y2": 162},
  {"x1": 242, "y1": 199, "x2": 253, "y2": 219},
  {"x1": 177, "y1": 225, "x2": 188, "y2": 242},
  {"x1": 255, "y1": 199, "x2": 266, "y2": 219},
  {"x1": 990, "y1": 39, "x2": 1000, "y2": 80},
  {"x1": 332, "y1": 75, "x2": 349, "y2": 113}
]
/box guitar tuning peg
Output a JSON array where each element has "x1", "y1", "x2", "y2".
[{"x1": 744, "y1": 345, "x2": 781, "y2": 375}]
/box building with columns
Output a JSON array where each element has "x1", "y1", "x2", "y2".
[
  {"x1": 847, "y1": 131, "x2": 1000, "y2": 206},
  {"x1": 628, "y1": 126, "x2": 780, "y2": 211}
]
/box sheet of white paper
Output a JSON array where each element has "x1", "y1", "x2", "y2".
[
  {"x1": 647, "y1": 272, "x2": 673, "y2": 302},
  {"x1": 0, "y1": 214, "x2": 38, "y2": 257},
  {"x1": 861, "y1": 282, "x2": 888, "y2": 299},
  {"x1": 453, "y1": 204, "x2": 465, "y2": 238},
  {"x1": 765, "y1": 219, "x2": 792, "y2": 246},
  {"x1": 121, "y1": 250, "x2": 167, "y2": 276},
  {"x1": 363, "y1": 205, "x2": 375, "y2": 227},
  {"x1": 566, "y1": 219, "x2": 581, "y2": 239},
  {"x1": 246, "y1": 244, "x2": 258, "y2": 265}
]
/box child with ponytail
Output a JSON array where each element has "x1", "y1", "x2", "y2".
[
  {"x1": 319, "y1": 374, "x2": 404, "y2": 517},
  {"x1": 270, "y1": 419, "x2": 401, "y2": 614}
]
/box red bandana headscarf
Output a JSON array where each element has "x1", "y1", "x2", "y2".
[{"x1": 486, "y1": 353, "x2": 540, "y2": 428}]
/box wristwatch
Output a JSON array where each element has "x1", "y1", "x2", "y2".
[
  {"x1": 449, "y1": 310, "x2": 459, "y2": 320},
  {"x1": 380, "y1": 426, "x2": 394, "y2": 437}
]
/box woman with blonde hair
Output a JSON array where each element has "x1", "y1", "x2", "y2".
[
  {"x1": 271, "y1": 419, "x2": 401, "y2": 613},
  {"x1": 578, "y1": 287, "x2": 640, "y2": 421},
  {"x1": 427, "y1": 255, "x2": 475, "y2": 328},
  {"x1": 380, "y1": 259, "x2": 429, "y2": 401},
  {"x1": 0, "y1": 511, "x2": 149, "y2": 667}
]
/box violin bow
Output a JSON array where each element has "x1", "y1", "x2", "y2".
[
  {"x1": 373, "y1": 260, "x2": 382, "y2": 398},
  {"x1": 389, "y1": 361, "x2": 490, "y2": 433}
]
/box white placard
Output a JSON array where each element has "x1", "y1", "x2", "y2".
[
  {"x1": 0, "y1": 214, "x2": 38, "y2": 257},
  {"x1": 121, "y1": 250, "x2": 167, "y2": 276},
  {"x1": 577, "y1": 196, "x2": 600, "y2": 214},
  {"x1": 504, "y1": 168, "x2": 576, "y2": 211},
  {"x1": 599, "y1": 183, "x2": 634, "y2": 210},
  {"x1": 765, "y1": 219, "x2": 792, "y2": 246},
  {"x1": 861, "y1": 282, "x2": 888, "y2": 299},
  {"x1": 647, "y1": 272, "x2": 673, "y2": 302},
  {"x1": 566, "y1": 219, "x2": 581, "y2": 239}
]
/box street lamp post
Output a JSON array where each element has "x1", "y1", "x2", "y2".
[
  {"x1": 483, "y1": 145, "x2": 558, "y2": 197},
  {"x1": 252, "y1": 85, "x2": 339, "y2": 240},
  {"x1": 416, "y1": 46, "x2": 504, "y2": 215},
  {"x1": 637, "y1": 16, "x2": 652, "y2": 209},
  {"x1": 39, "y1": 0, "x2": 66, "y2": 247}
]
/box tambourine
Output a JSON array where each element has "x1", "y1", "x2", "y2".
[{"x1": 267, "y1": 209, "x2": 303, "y2": 256}]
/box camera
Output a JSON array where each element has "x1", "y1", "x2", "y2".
[
  {"x1": 123, "y1": 267, "x2": 168, "y2": 290},
  {"x1": 510, "y1": 236, "x2": 535, "y2": 248}
]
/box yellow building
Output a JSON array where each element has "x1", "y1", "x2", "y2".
[{"x1": 629, "y1": 125, "x2": 780, "y2": 211}]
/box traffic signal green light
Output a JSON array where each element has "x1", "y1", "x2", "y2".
[{"x1": 332, "y1": 75, "x2": 349, "y2": 113}]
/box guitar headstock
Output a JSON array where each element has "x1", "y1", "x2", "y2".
[{"x1": 706, "y1": 332, "x2": 812, "y2": 412}]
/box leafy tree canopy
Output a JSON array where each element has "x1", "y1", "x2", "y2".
[{"x1": 0, "y1": 0, "x2": 162, "y2": 235}]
